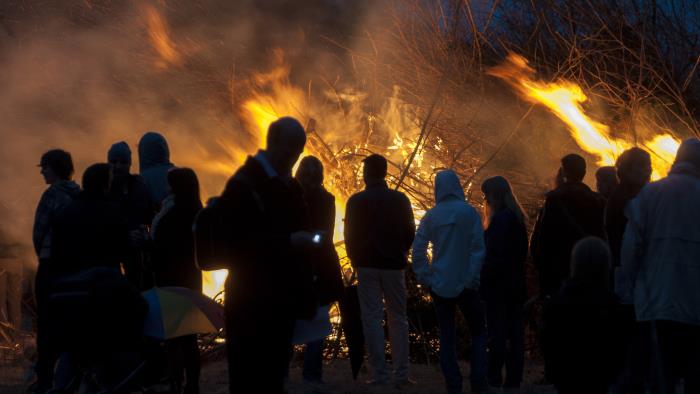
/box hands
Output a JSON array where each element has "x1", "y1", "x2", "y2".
[
  {"x1": 129, "y1": 225, "x2": 150, "y2": 248},
  {"x1": 290, "y1": 231, "x2": 320, "y2": 250}
]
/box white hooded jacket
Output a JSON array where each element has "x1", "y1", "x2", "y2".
[{"x1": 412, "y1": 170, "x2": 485, "y2": 298}]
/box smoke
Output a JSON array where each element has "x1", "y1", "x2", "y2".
[{"x1": 0, "y1": 0, "x2": 371, "y2": 266}]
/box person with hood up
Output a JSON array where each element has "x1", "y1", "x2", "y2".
[
  {"x1": 412, "y1": 170, "x2": 488, "y2": 394},
  {"x1": 533, "y1": 153, "x2": 606, "y2": 298},
  {"x1": 621, "y1": 138, "x2": 700, "y2": 393},
  {"x1": 108, "y1": 141, "x2": 154, "y2": 288},
  {"x1": 151, "y1": 167, "x2": 203, "y2": 394},
  {"x1": 480, "y1": 176, "x2": 528, "y2": 391},
  {"x1": 31, "y1": 149, "x2": 80, "y2": 393},
  {"x1": 542, "y1": 237, "x2": 627, "y2": 394},
  {"x1": 138, "y1": 132, "x2": 175, "y2": 210},
  {"x1": 345, "y1": 154, "x2": 415, "y2": 387}
]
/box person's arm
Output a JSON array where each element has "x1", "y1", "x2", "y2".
[
  {"x1": 620, "y1": 198, "x2": 644, "y2": 285},
  {"x1": 325, "y1": 194, "x2": 336, "y2": 240},
  {"x1": 343, "y1": 197, "x2": 359, "y2": 266},
  {"x1": 411, "y1": 213, "x2": 432, "y2": 288},
  {"x1": 466, "y1": 211, "x2": 486, "y2": 289},
  {"x1": 32, "y1": 190, "x2": 52, "y2": 257},
  {"x1": 401, "y1": 194, "x2": 416, "y2": 251}
]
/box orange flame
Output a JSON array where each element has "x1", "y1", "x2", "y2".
[
  {"x1": 489, "y1": 53, "x2": 680, "y2": 179},
  {"x1": 144, "y1": 5, "x2": 182, "y2": 69}
]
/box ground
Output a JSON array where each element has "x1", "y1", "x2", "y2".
[{"x1": 1, "y1": 358, "x2": 558, "y2": 393}]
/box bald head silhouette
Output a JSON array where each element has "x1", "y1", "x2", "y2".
[{"x1": 265, "y1": 117, "x2": 307, "y2": 177}]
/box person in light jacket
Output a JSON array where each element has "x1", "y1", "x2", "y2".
[
  {"x1": 621, "y1": 138, "x2": 700, "y2": 393},
  {"x1": 412, "y1": 170, "x2": 488, "y2": 394}
]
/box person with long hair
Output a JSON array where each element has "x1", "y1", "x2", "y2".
[
  {"x1": 151, "y1": 167, "x2": 203, "y2": 394},
  {"x1": 480, "y1": 176, "x2": 528, "y2": 391}
]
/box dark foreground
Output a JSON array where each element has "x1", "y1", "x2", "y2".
[{"x1": 0, "y1": 358, "x2": 556, "y2": 393}]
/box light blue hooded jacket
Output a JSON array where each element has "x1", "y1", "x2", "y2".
[{"x1": 412, "y1": 170, "x2": 486, "y2": 298}]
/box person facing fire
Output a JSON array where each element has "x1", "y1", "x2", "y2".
[
  {"x1": 533, "y1": 153, "x2": 606, "y2": 298},
  {"x1": 621, "y1": 138, "x2": 700, "y2": 393},
  {"x1": 108, "y1": 141, "x2": 154, "y2": 289},
  {"x1": 412, "y1": 170, "x2": 488, "y2": 394},
  {"x1": 595, "y1": 166, "x2": 619, "y2": 200},
  {"x1": 31, "y1": 149, "x2": 80, "y2": 393},
  {"x1": 292, "y1": 155, "x2": 344, "y2": 384},
  {"x1": 480, "y1": 176, "x2": 528, "y2": 391},
  {"x1": 219, "y1": 117, "x2": 318, "y2": 393},
  {"x1": 151, "y1": 167, "x2": 203, "y2": 394},
  {"x1": 138, "y1": 131, "x2": 175, "y2": 211},
  {"x1": 345, "y1": 153, "x2": 415, "y2": 387}
]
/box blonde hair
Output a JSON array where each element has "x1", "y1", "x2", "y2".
[{"x1": 481, "y1": 176, "x2": 526, "y2": 228}]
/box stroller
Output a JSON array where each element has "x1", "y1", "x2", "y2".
[{"x1": 48, "y1": 268, "x2": 150, "y2": 393}]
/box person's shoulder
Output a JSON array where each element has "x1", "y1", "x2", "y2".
[{"x1": 389, "y1": 188, "x2": 412, "y2": 204}]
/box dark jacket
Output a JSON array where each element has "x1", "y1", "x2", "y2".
[
  {"x1": 533, "y1": 182, "x2": 606, "y2": 296},
  {"x1": 345, "y1": 181, "x2": 415, "y2": 270},
  {"x1": 110, "y1": 174, "x2": 154, "y2": 230},
  {"x1": 304, "y1": 186, "x2": 344, "y2": 305},
  {"x1": 542, "y1": 280, "x2": 628, "y2": 393},
  {"x1": 605, "y1": 183, "x2": 644, "y2": 267},
  {"x1": 481, "y1": 208, "x2": 528, "y2": 304},
  {"x1": 152, "y1": 200, "x2": 203, "y2": 291},
  {"x1": 51, "y1": 192, "x2": 129, "y2": 277},
  {"x1": 33, "y1": 180, "x2": 81, "y2": 259},
  {"x1": 219, "y1": 157, "x2": 315, "y2": 319}
]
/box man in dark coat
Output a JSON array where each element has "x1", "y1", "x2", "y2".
[
  {"x1": 108, "y1": 141, "x2": 154, "y2": 289},
  {"x1": 51, "y1": 163, "x2": 129, "y2": 277},
  {"x1": 344, "y1": 154, "x2": 415, "y2": 386},
  {"x1": 293, "y1": 155, "x2": 344, "y2": 383},
  {"x1": 31, "y1": 149, "x2": 80, "y2": 393},
  {"x1": 219, "y1": 117, "x2": 317, "y2": 393},
  {"x1": 533, "y1": 153, "x2": 606, "y2": 298}
]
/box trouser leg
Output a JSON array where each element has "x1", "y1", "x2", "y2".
[
  {"x1": 35, "y1": 262, "x2": 58, "y2": 390},
  {"x1": 432, "y1": 293, "x2": 462, "y2": 393},
  {"x1": 182, "y1": 335, "x2": 201, "y2": 394},
  {"x1": 485, "y1": 300, "x2": 506, "y2": 387},
  {"x1": 382, "y1": 269, "x2": 409, "y2": 382},
  {"x1": 504, "y1": 301, "x2": 524, "y2": 388},
  {"x1": 302, "y1": 339, "x2": 324, "y2": 382},
  {"x1": 457, "y1": 289, "x2": 488, "y2": 392},
  {"x1": 357, "y1": 267, "x2": 389, "y2": 383}
]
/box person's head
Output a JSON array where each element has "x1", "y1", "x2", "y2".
[
  {"x1": 481, "y1": 175, "x2": 526, "y2": 226},
  {"x1": 673, "y1": 138, "x2": 700, "y2": 171},
  {"x1": 107, "y1": 141, "x2": 132, "y2": 178},
  {"x1": 570, "y1": 237, "x2": 611, "y2": 286},
  {"x1": 39, "y1": 149, "x2": 74, "y2": 185},
  {"x1": 82, "y1": 163, "x2": 112, "y2": 197},
  {"x1": 560, "y1": 153, "x2": 587, "y2": 183},
  {"x1": 167, "y1": 167, "x2": 201, "y2": 208},
  {"x1": 616, "y1": 147, "x2": 652, "y2": 186},
  {"x1": 434, "y1": 170, "x2": 465, "y2": 203},
  {"x1": 362, "y1": 154, "x2": 388, "y2": 185},
  {"x1": 265, "y1": 117, "x2": 306, "y2": 176},
  {"x1": 138, "y1": 131, "x2": 170, "y2": 172},
  {"x1": 595, "y1": 166, "x2": 618, "y2": 198},
  {"x1": 295, "y1": 156, "x2": 324, "y2": 191}
]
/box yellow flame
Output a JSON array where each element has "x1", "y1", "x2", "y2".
[{"x1": 489, "y1": 53, "x2": 679, "y2": 179}]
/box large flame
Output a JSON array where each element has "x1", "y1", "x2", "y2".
[
  {"x1": 489, "y1": 54, "x2": 680, "y2": 179},
  {"x1": 143, "y1": 4, "x2": 182, "y2": 69}
]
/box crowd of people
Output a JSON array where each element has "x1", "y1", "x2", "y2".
[{"x1": 23, "y1": 115, "x2": 700, "y2": 394}]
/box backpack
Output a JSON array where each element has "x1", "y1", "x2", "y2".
[{"x1": 193, "y1": 197, "x2": 230, "y2": 271}]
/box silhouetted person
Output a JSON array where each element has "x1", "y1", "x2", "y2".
[
  {"x1": 604, "y1": 148, "x2": 653, "y2": 394},
  {"x1": 595, "y1": 166, "x2": 619, "y2": 199},
  {"x1": 0, "y1": 203, "x2": 23, "y2": 333},
  {"x1": 605, "y1": 148, "x2": 652, "y2": 270},
  {"x1": 621, "y1": 138, "x2": 700, "y2": 394},
  {"x1": 219, "y1": 117, "x2": 317, "y2": 393},
  {"x1": 152, "y1": 168, "x2": 203, "y2": 394},
  {"x1": 52, "y1": 163, "x2": 129, "y2": 276},
  {"x1": 31, "y1": 149, "x2": 80, "y2": 393},
  {"x1": 412, "y1": 170, "x2": 487, "y2": 394},
  {"x1": 345, "y1": 154, "x2": 415, "y2": 387},
  {"x1": 138, "y1": 132, "x2": 174, "y2": 210},
  {"x1": 533, "y1": 153, "x2": 606, "y2": 297},
  {"x1": 293, "y1": 156, "x2": 344, "y2": 384},
  {"x1": 108, "y1": 141, "x2": 154, "y2": 288},
  {"x1": 542, "y1": 237, "x2": 626, "y2": 394},
  {"x1": 480, "y1": 176, "x2": 528, "y2": 391}
]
